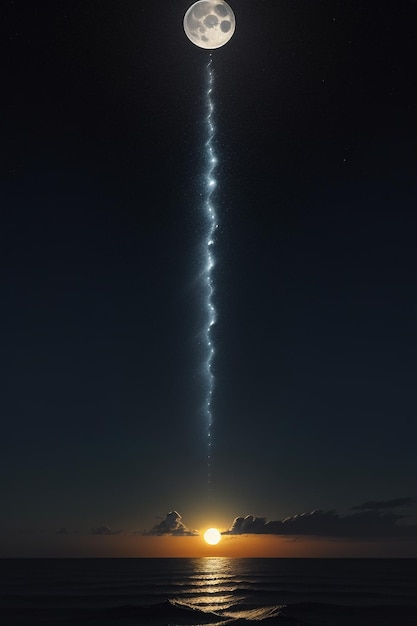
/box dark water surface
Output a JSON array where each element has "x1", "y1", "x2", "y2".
[{"x1": 1, "y1": 558, "x2": 417, "y2": 625}]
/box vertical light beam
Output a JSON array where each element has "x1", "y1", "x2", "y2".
[{"x1": 203, "y1": 54, "x2": 217, "y2": 489}]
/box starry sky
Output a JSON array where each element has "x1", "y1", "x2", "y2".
[{"x1": 2, "y1": 0, "x2": 417, "y2": 557}]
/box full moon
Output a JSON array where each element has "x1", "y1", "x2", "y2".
[
  {"x1": 204, "y1": 527, "x2": 222, "y2": 545},
  {"x1": 184, "y1": 1, "x2": 236, "y2": 50}
]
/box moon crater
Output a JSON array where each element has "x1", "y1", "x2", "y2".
[
  {"x1": 215, "y1": 4, "x2": 228, "y2": 17},
  {"x1": 184, "y1": 1, "x2": 236, "y2": 50},
  {"x1": 204, "y1": 15, "x2": 219, "y2": 28}
]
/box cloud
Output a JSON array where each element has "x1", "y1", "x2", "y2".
[
  {"x1": 144, "y1": 511, "x2": 198, "y2": 536},
  {"x1": 90, "y1": 525, "x2": 122, "y2": 536},
  {"x1": 224, "y1": 502, "x2": 417, "y2": 539},
  {"x1": 351, "y1": 498, "x2": 415, "y2": 511}
]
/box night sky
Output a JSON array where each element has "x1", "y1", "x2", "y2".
[{"x1": 2, "y1": 0, "x2": 417, "y2": 557}]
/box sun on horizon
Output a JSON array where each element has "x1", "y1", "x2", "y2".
[{"x1": 203, "y1": 528, "x2": 222, "y2": 545}]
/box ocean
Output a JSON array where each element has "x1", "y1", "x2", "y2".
[{"x1": 1, "y1": 558, "x2": 416, "y2": 625}]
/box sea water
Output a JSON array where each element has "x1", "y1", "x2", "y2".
[{"x1": 1, "y1": 557, "x2": 417, "y2": 625}]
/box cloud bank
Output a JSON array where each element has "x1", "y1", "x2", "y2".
[
  {"x1": 224, "y1": 498, "x2": 417, "y2": 539},
  {"x1": 144, "y1": 511, "x2": 198, "y2": 536}
]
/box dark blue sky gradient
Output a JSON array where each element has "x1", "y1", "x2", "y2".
[{"x1": 1, "y1": 0, "x2": 417, "y2": 553}]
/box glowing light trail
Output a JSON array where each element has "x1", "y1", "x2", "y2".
[{"x1": 203, "y1": 55, "x2": 218, "y2": 488}]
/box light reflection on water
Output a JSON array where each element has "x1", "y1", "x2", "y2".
[
  {"x1": 172, "y1": 558, "x2": 285, "y2": 619},
  {"x1": 175, "y1": 558, "x2": 240, "y2": 611}
]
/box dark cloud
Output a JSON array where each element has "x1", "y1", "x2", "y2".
[
  {"x1": 57, "y1": 527, "x2": 69, "y2": 534},
  {"x1": 351, "y1": 498, "x2": 415, "y2": 511},
  {"x1": 90, "y1": 525, "x2": 122, "y2": 536},
  {"x1": 224, "y1": 505, "x2": 417, "y2": 539},
  {"x1": 144, "y1": 511, "x2": 198, "y2": 536}
]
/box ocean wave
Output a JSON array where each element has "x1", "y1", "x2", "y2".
[
  {"x1": 0, "y1": 598, "x2": 304, "y2": 625},
  {"x1": 3, "y1": 598, "x2": 417, "y2": 625},
  {"x1": 170, "y1": 599, "x2": 303, "y2": 623}
]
